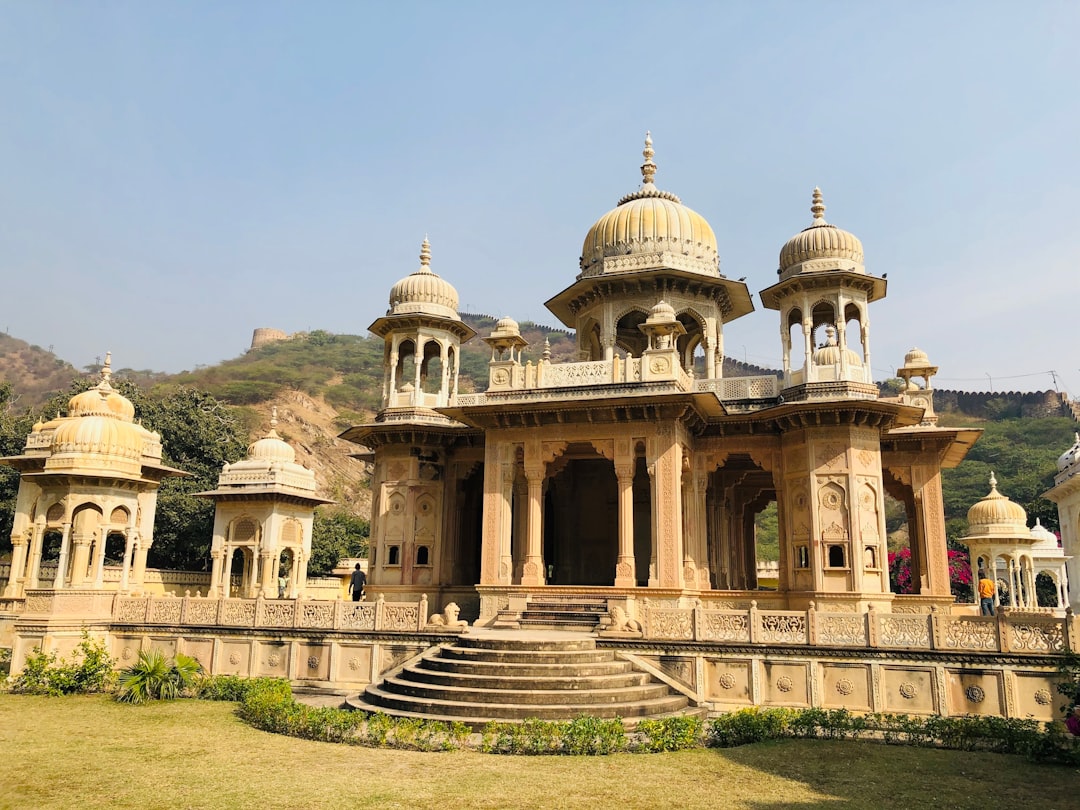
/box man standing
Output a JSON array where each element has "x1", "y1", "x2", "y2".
[
  {"x1": 350, "y1": 563, "x2": 367, "y2": 602},
  {"x1": 977, "y1": 570, "x2": 996, "y2": 616}
]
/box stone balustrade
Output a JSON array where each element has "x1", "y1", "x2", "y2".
[
  {"x1": 112, "y1": 593, "x2": 429, "y2": 633},
  {"x1": 640, "y1": 601, "x2": 1077, "y2": 655}
]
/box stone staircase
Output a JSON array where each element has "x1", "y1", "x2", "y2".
[
  {"x1": 496, "y1": 594, "x2": 608, "y2": 631},
  {"x1": 347, "y1": 633, "x2": 695, "y2": 728}
]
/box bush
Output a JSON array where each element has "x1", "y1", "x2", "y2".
[
  {"x1": 10, "y1": 633, "x2": 114, "y2": 696},
  {"x1": 116, "y1": 650, "x2": 204, "y2": 703}
]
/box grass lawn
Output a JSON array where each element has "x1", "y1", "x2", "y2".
[{"x1": 0, "y1": 694, "x2": 1076, "y2": 810}]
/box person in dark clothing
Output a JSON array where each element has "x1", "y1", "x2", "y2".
[{"x1": 350, "y1": 563, "x2": 367, "y2": 601}]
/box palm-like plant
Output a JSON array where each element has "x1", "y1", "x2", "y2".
[{"x1": 116, "y1": 650, "x2": 204, "y2": 703}]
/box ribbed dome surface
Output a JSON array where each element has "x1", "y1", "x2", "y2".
[
  {"x1": 580, "y1": 134, "x2": 719, "y2": 277},
  {"x1": 387, "y1": 238, "x2": 460, "y2": 319},
  {"x1": 812, "y1": 344, "x2": 863, "y2": 367},
  {"x1": 51, "y1": 415, "x2": 144, "y2": 459},
  {"x1": 779, "y1": 188, "x2": 864, "y2": 275},
  {"x1": 249, "y1": 429, "x2": 296, "y2": 463},
  {"x1": 967, "y1": 473, "x2": 1028, "y2": 528}
]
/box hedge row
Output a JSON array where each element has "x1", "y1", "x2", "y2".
[{"x1": 195, "y1": 675, "x2": 1080, "y2": 763}]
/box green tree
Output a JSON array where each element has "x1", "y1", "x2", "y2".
[{"x1": 309, "y1": 509, "x2": 369, "y2": 577}]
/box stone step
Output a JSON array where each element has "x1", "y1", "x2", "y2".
[
  {"x1": 379, "y1": 677, "x2": 672, "y2": 706},
  {"x1": 440, "y1": 646, "x2": 614, "y2": 665},
  {"x1": 516, "y1": 620, "x2": 600, "y2": 632},
  {"x1": 358, "y1": 685, "x2": 690, "y2": 723},
  {"x1": 397, "y1": 665, "x2": 651, "y2": 691},
  {"x1": 419, "y1": 656, "x2": 633, "y2": 678},
  {"x1": 456, "y1": 636, "x2": 597, "y2": 652},
  {"x1": 343, "y1": 696, "x2": 703, "y2": 731}
]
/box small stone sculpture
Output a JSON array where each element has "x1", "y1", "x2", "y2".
[{"x1": 427, "y1": 602, "x2": 467, "y2": 628}]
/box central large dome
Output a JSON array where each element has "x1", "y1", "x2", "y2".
[{"x1": 579, "y1": 134, "x2": 719, "y2": 278}]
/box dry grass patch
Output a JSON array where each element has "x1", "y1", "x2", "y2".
[{"x1": 0, "y1": 695, "x2": 1075, "y2": 810}]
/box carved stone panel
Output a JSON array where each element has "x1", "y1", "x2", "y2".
[
  {"x1": 945, "y1": 669, "x2": 1003, "y2": 717},
  {"x1": 882, "y1": 666, "x2": 936, "y2": 715},
  {"x1": 705, "y1": 658, "x2": 752, "y2": 704},
  {"x1": 821, "y1": 663, "x2": 872, "y2": 711},
  {"x1": 761, "y1": 661, "x2": 810, "y2": 707}
]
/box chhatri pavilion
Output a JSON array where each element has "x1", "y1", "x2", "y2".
[{"x1": 342, "y1": 134, "x2": 981, "y2": 625}]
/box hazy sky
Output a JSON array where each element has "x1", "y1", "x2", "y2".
[{"x1": 2, "y1": 2, "x2": 1077, "y2": 395}]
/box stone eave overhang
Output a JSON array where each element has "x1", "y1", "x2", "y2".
[
  {"x1": 759, "y1": 270, "x2": 887, "y2": 310},
  {"x1": 368, "y1": 313, "x2": 477, "y2": 343},
  {"x1": 339, "y1": 421, "x2": 484, "y2": 451},
  {"x1": 0, "y1": 453, "x2": 189, "y2": 481},
  {"x1": 881, "y1": 425, "x2": 982, "y2": 469},
  {"x1": 192, "y1": 487, "x2": 335, "y2": 506},
  {"x1": 438, "y1": 390, "x2": 718, "y2": 432},
  {"x1": 1044, "y1": 472, "x2": 1080, "y2": 503},
  {"x1": 697, "y1": 398, "x2": 923, "y2": 438},
  {"x1": 544, "y1": 267, "x2": 754, "y2": 329}
]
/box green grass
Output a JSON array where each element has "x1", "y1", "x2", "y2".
[{"x1": 1, "y1": 695, "x2": 1076, "y2": 809}]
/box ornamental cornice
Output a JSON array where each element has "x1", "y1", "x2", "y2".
[{"x1": 339, "y1": 422, "x2": 483, "y2": 451}]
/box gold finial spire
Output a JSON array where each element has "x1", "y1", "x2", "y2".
[
  {"x1": 810, "y1": 187, "x2": 827, "y2": 224},
  {"x1": 419, "y1": 237, "x2": 432, "y2": 270},
  {"x1": 989, "y1": 471, "x2": 998, "y2": 491},
  {"x1": 100, "y1": 351, "x2": 113, "y2": 385},
  {"x1": 641, "y1": 131, "x2": 656, "y2": 185}
]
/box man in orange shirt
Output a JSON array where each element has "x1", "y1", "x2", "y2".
[{"x1": 977, "y1": 570, "x2": 996, "y2": 616}]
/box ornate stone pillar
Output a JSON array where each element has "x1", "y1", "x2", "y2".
[
  {"x1": 27, "y1": 518, "x2": 46, "y2": 589},
  {"x1": 512, "y1": 474, "x2": 527, "y2": 582},
  {"x1": 802, "y1": 317, "x2": 813, "y2": 380},
  {"x1": 132, "y1": 537, "x2": 151, "y2": 594},
  {"x1": 3, "y1": 532, "x2": 28, "y2": 598},
  {"x1": 209, "y1": 549, "x2": 225, "y2": 596},
  {"x1": 69, "y1": 531, "x2": 92, "y2": 588},
  {"x1": 614, "y1": 461, "x2": 635, "y2": 587},
  {"x1": 259, "y1": 549, "x2": 275, "y2": 597},
  {"x1": 520, "y1": 464, "x2": 546, "y2": 586},
  {"x1": 53, "y1": 522, "x2": 72, "y2": 590},
  {"x1": 119, "y1": 530, "x2": 136, "y2": 594}
]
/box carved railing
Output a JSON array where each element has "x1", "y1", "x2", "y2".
[
  {"x1": 112, "y1": 593, "x2": 428, "y2": 633},
  {"x1": 641, "y1": 601, "x2": 1077, "y2": 655},
  {"x1": 694, "y1": 375, "x2": 780, "y2": 401}
]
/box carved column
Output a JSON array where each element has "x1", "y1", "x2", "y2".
[
  {"x1": 614, "y1": 461, "x2": 635, "y2": 587},
  {"x1": 53, "y1": 521, "x2": 72, "y2": 590},
  {"x1": 209, "y1": 549, "x2": 225, "y2": 597},
  {"x1": 69, "y1": 531, "x2": 92, "y2": 588},
  {"x1": 521, "y1": 463, "x2": 546, "y2": 586},
  {"x1": 802, "y1": 317, "x2": 814, "y2": 381},
  {"x1": 651, "y1": 429, "x2": 685, "y2": 590},
  {"x1": 911, "y1": 464, "x2": 951, "y2": 597},
  {"x1": 512, "y1": 474, "x2": 527, "y2": 582},
  {"x1": 132, "y1": 537, "x2": 151, "y2": 594},
  {"x1": 27, "y1": 519, "x2": 45, "y2": 589},
  {"x1": 3, "y1": 533, "x2": 28, "y2": 598}
]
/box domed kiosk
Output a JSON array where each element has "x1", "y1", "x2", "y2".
[
  {"x1": 0, "y1": 354, "x2": 186, "y2": 599},
  {"x1": 196, "y1": 408, "x2": 333, "y2": 599}
]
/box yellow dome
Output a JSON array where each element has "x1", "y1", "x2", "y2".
[
  {"x1": 779, "y1": 188, "x2": 864, "y2": 276},
  {"x1": 580, "y1": 134, "x2": 719, "y2": 278},
  {"x1": 967, "y1": 472, "x2": 1027, "y2": 528},
  {"x1": 51, "y1": 414, "x2": 144, "y2": 460},
  {"x1": 67, "y1": 354, "x2": 137, "y2": 422},
  {"x1": 387, "y1": 238, "x2": 460, "y2": 319}
]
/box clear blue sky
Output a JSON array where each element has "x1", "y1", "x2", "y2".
[{"x1": 2, "y1": 1, "x2": 1077, "y2": 395}]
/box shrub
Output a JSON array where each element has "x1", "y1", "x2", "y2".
[
  {"x1": 635, "y1": 716, "x2": 703, "y2": 752},
  {"x1": 116, "y1": 650, "x2": 204, "y2": 703},
  {"x1": 10, "y1": 633, "x2": 114, "y2": 696}
]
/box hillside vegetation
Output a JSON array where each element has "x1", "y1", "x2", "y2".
[{"x1": 0, "y1": 334, "x2": 81, "y2": 408}]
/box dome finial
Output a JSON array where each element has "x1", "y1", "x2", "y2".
[
  {"x1": 419, "y1": 237, "x2": 432, "y2": 269},
  {"x1": 641, "y1": 131, "x2": 656, "y2": 185},
  {"x1": 989, "y1": 470, "x2": 998, "y2": 491},
  {"x1": 270, "y1": 406, "x2": 278, "y2": 430},
  {"x1": 811, "y1": 187, "x2": 827, "y2": 224}
]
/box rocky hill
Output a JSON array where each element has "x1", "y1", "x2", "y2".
[{"x1": 0, "y1": 333, "x2": 82, "y2": 408}]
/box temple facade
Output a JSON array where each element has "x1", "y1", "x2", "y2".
[{"x1": 343, "y1": 135, "x2": 982, "y2": 625}]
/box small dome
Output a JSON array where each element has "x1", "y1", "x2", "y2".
[
  {"x1": 779, "y1": 188, "x2": 864, "y2": 277},
  {"x1": 903, "y1": 347, "x2": 930, "y2": 368},
  {"x1": 1029, "y1": 519, "x2": 1060, "y2": 551},
  {"x1": 1057, "y1": 432, "x2": 1080, "y2": 472},
  {"x1": 967, "y1": 472, "x2": 1028, "y2": 528},
  {"x1": 580, "y1": 134, "x2": 719, "y2": 277},
  {"x1": 387, "y1": 238, "x2": 460, "y2": 320},
  {"x1": 649, "y1": 300, "x2": 676, "y2": 320},
  {"x1": 248, "y1": 413, "x2": 295, "y2": 463},
  {"x1": 492, "y1": 317, "x2": 520, "y2": 337},
  {"x1": 811, "y1": 325, "x2": 862, "y2": 367}
]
